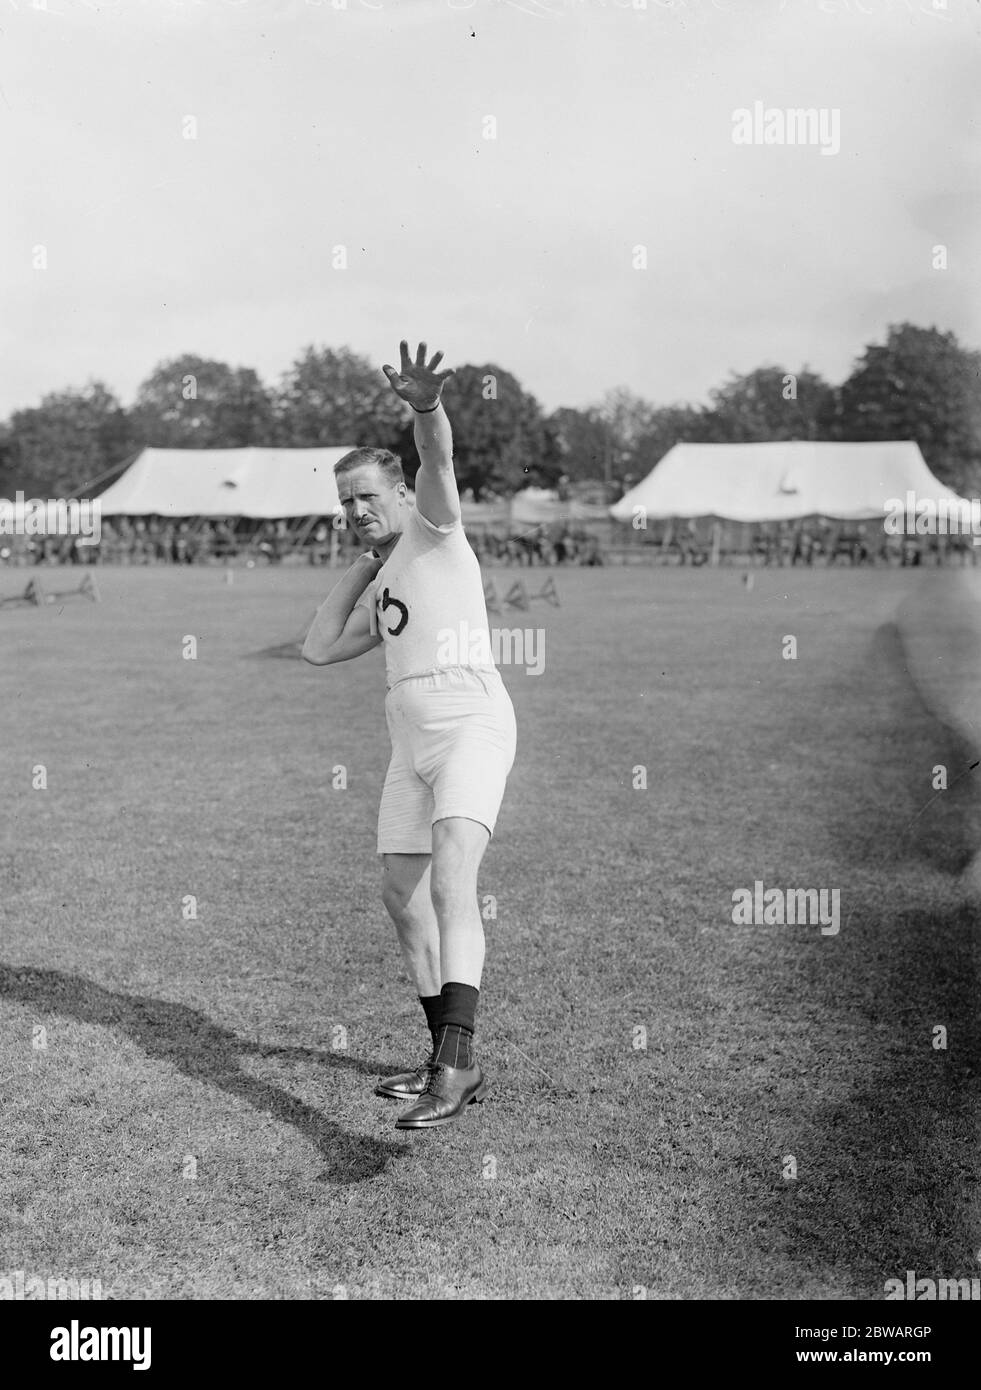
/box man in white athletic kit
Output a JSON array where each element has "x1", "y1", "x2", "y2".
[{"x1": 302, "y1": 340, "x2": 517, "y2": 1129}]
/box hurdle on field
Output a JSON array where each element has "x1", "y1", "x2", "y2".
[
  {"x1": 483, "y1": 575, "x2": 560, "y2": 614},
  {"x1": 0, "y1": 573, "x2": 101, "y2": 610}
]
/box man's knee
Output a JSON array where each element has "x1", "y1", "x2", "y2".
[
  {"x1": 381, "y1": 854, "x2": 429, "y2": 924},
  {"x1": 381, "y1": 870, "x2": 416, "y2": 923},
  {"x1": 381, "y1": 873, "x2": 408, "y2": 921},
  {"x1": 430, "y1": 819, "x2": 488, "y2": 910}
]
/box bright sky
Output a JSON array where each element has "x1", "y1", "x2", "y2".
[{"x1": 3, "y1": 0, "x2": 979, "y2": 418}]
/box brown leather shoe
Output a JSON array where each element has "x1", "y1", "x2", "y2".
[
  {"x1": 375, "y1": 1057, "x2": 432, "y2": 1100},
  {"x1": 394, "y1": 1060, "x2": 489, "y2": 1128}
]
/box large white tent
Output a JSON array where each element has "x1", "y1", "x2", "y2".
[
  {"x1": 96, "y1": 446, "x2": 354, "y2": 518},
  {"x1": 510, "y1": 487, "x2": 610, "y2": 527},
  {"x1": 94, "y1": 449, "x2": 612, "y2": 529},
  {"x1": 610, "y1": 440, "x2": 965, "y2": 523}
]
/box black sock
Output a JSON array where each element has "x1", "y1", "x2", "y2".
[
  {"x1": 433, "y1": 982, "x2": 479, "y2": 1067},
  {"x1": 419, "y1": 994, "x2": 442, "y2": 1051}
]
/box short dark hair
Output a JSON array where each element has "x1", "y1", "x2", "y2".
[{"x1": 333, "y1": 447, "x2": 404, "y2": 487}]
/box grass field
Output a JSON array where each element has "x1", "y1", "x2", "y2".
[{"x1": 1, "y1": 562, "x2": 978, "y2": 1300}]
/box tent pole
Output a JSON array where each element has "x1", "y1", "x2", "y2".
[
  {"x1": 286, "y1": 514, "x2": 318, "y2": 560},
  {"x1": 710, "y1": 520, "x2": 722, "y2": 567}
]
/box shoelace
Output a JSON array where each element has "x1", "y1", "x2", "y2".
[{"x1": 425, "y1": 1062, "x2": 445, "y2": 1094}]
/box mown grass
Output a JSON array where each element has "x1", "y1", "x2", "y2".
[{"x1": 0, "y1": 563, "x2": 977, "y2": 1299}]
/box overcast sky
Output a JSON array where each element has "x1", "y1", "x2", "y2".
[{"x1": 3, "y1": 0, "x2": 979, "y2": 420}]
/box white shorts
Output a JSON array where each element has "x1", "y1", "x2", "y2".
[{"x1": 377, "y1": 666, "x2": 517, "y2": 856}]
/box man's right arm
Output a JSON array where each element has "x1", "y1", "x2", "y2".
[{"x1": 301, "y1": 553, "x2": 383, "y2": 666}]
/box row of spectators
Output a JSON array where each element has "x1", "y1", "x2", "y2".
[
  {"x1": 748, "y1": 521, "x2": 978, "y2": 567},
  {"x1": 470, "y1": 529, "x2": 604, "y2": 567},
  {"x1": 1, "y1": 518, "x2": 310, "y2": 566},
  {"x1": 660, "y1": 520, "x2": 979, "y2": 567},
  {"x1": 2, "y1": 516, "x2": 975, "y2": 567},
  {"x1": 0, "y1": 517, "x2": 607, "y2": 567}
]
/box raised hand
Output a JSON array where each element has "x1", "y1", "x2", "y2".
[{"x1": 381, "y1": 340, "x2": 454, "y2": 412}]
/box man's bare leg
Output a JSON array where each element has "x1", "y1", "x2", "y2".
[
  {"x1": 429, "y1": 816, "x2": 490, "y2": 986},
  {"x1": 376, "y1": 852, "x2": 442, "y2": 1099},
  {"x1": 394, "y1": 817, "x2": 492, "y2": 1127},
  {"x1": 381, "y1": 853, "x2": 440, "y2": 996}
]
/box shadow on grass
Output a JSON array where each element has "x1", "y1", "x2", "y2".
[
  {"x1": 872, "y1": 620, "x2": 981, "y2": 877},
  {"x1": 757, "y1": 900, "x2": 979, "y2": 1296},
  {"x1": 729, "y1": 623, "x2": 981, "y2": 1294},
  {"x1": 0, "y1": 964, "x2": 408, "y2": 1183}
]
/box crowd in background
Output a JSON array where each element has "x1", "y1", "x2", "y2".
[
  {"x1": 0, "y1": 517, "x2": 607, "y2": 568},
  {"x1": 470, "y1": 528, "x2": 604, "y2": 567},
  {"x1": 748, "y1": 520, "x2": 977, "y2": 567},
  {"x1": 666, "y1": 518, "x2": 978, "y2": 567},
  {"x1": 0, "y1": 515, "x2": 975, "y2": 568}
]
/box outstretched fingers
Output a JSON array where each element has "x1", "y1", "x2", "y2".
[{"x1": 394, "y1": 339, "x2": 453, "y2": 384}]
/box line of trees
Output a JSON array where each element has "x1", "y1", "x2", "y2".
[{"x1": 1, "y1": 323, "x2": 978, "y2": 502}]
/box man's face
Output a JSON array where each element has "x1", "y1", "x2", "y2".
[{"x1": 337, "y1": 464, "x2": 406, "y2": 546}]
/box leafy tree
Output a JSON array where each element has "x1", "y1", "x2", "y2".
[
  {"x1": 3, "y1": 381, "x2": 133, "y2": 495},
  {"x1": 275, "y1": 346, "x2": 404, "y2": 451},
  {"x1": 706, "y1": 366, "x2": 837, "y2": 442},
  {"x1": 0, "y1": 425, "x2": 45, "y2": 497},
  {"x1": 131, "y1": 356, "x2": 276, "y2": 448},
  {"x1": 403, "y1": 363, "x2": 556, "y2": 499},
  {"x1": 631, "y1": 403, "x2": 721, "y2": 477},
  {"x1": 547, "y1": 406, "x2": 618, "y2": 485},
  {"x1": 836, "y1": 324, "x2": 981, "y2": 493},
  {"x1": 597, "y1": 387, "x2": 660, "y2": 483}
]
